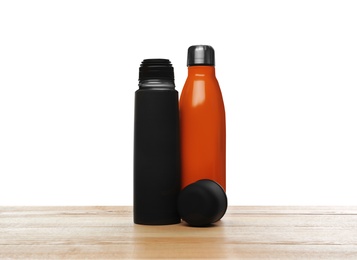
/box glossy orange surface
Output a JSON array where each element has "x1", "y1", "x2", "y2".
[{"x1": 180, "y1": 66, "x2": 226, "y2": 190}]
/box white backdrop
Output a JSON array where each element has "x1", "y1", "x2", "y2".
[{"x1": 1, "y1": 1, "x2": 356, "y2": 205}]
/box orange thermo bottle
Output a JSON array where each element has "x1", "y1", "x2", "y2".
[{"x1": 180, "y1": 45, "x2": 226, "y2": 190}]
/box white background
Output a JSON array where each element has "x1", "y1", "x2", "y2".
[{"x1": 1, "y1": 1, "x2": 356, "y2": 205}]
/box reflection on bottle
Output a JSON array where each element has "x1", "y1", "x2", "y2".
[{"x1": 192, "y1": 80, "x2": 205, "y2": 107}]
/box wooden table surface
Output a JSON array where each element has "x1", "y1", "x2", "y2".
[{"x1": 1, "y1": 206, "x2": 357, "y2": 259}]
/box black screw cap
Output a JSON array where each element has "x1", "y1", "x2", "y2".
[{"x1": 178, "y1": 179, "x2": 228, "y2": 227}]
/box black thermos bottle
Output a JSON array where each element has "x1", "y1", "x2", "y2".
[{"x1": 134, "y1": 59, "x2": 181, "y2": 225}]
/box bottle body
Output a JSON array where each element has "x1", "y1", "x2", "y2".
[
  {"x1": 134, "y1": 59, "x2": 181, "y2": 225},
  {"x1": 180, "y1": 66, "x2": 226, "y2": 190}
]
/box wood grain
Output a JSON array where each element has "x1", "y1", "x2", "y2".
[{"x1": 1, "y1": 206, "x2": 357, "y2": 259}]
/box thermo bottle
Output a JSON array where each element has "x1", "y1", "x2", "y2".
[
  {"x1": 134, "y1": 59, "x2": 181, "y2": 225},
  {"x1": 180, "y1": 45, "x2": 226, "y2": 190}
]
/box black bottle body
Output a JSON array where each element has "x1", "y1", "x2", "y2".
[{"x1": 134, "y1": 60, "x2": 181, "y2": 225}]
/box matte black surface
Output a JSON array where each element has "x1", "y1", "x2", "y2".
[
  {"x1": 178, "y1": 179, "x2": 227, "y2": 227},
  {"x1": 134, "y1": 59, "x2": 181, "y2": 225},
  {"x1": 187, "y1": 45, "x2": 215, "y2": 66}
]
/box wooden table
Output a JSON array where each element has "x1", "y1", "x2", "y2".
[{"x1": 1, "y1": 206, "x2": 357, "y2": 259}]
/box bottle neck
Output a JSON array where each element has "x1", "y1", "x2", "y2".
[
  {"x1": 187, "y1": 66, "x2": 216, "y2": 77},
  {"x1": 138, "y1": 79, "x2": 175, "y2": 89}
]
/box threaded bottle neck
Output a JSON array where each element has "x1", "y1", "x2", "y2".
[{"x1": 139, "y1": 59, "x2": 174, "y2": 81}]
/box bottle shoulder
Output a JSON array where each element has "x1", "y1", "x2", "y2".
[
  {"x1": 138, "y1": 79, "x2": 176, "y2": 89},
  {"x1": 182, "y1": 76, "x2": 221, "y2": 92},
  {"x1": 181, "y1": 79, "x2": 224, "y2": 109},
  {"x1": 136, "y1": 88, "x2": 178, "y2": 95}
]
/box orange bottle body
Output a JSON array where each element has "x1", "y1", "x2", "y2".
[{"x1": 180, "y1": 66, "x2": 226, "y2": 190}]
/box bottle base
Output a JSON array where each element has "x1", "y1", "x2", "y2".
[{"x1": 134, "y1": 218, "x2": 181, "y2": 226}]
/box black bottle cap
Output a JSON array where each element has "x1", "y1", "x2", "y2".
[
  {"x1": 178, "y1": 179, "x2": 228, "y2": 227},
  {"x1": 187, "y1": 45, "x2": 215, "y2": 66},
  {"x1": 139, "y1": 59, "x2": 174, "y2": 81}
]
